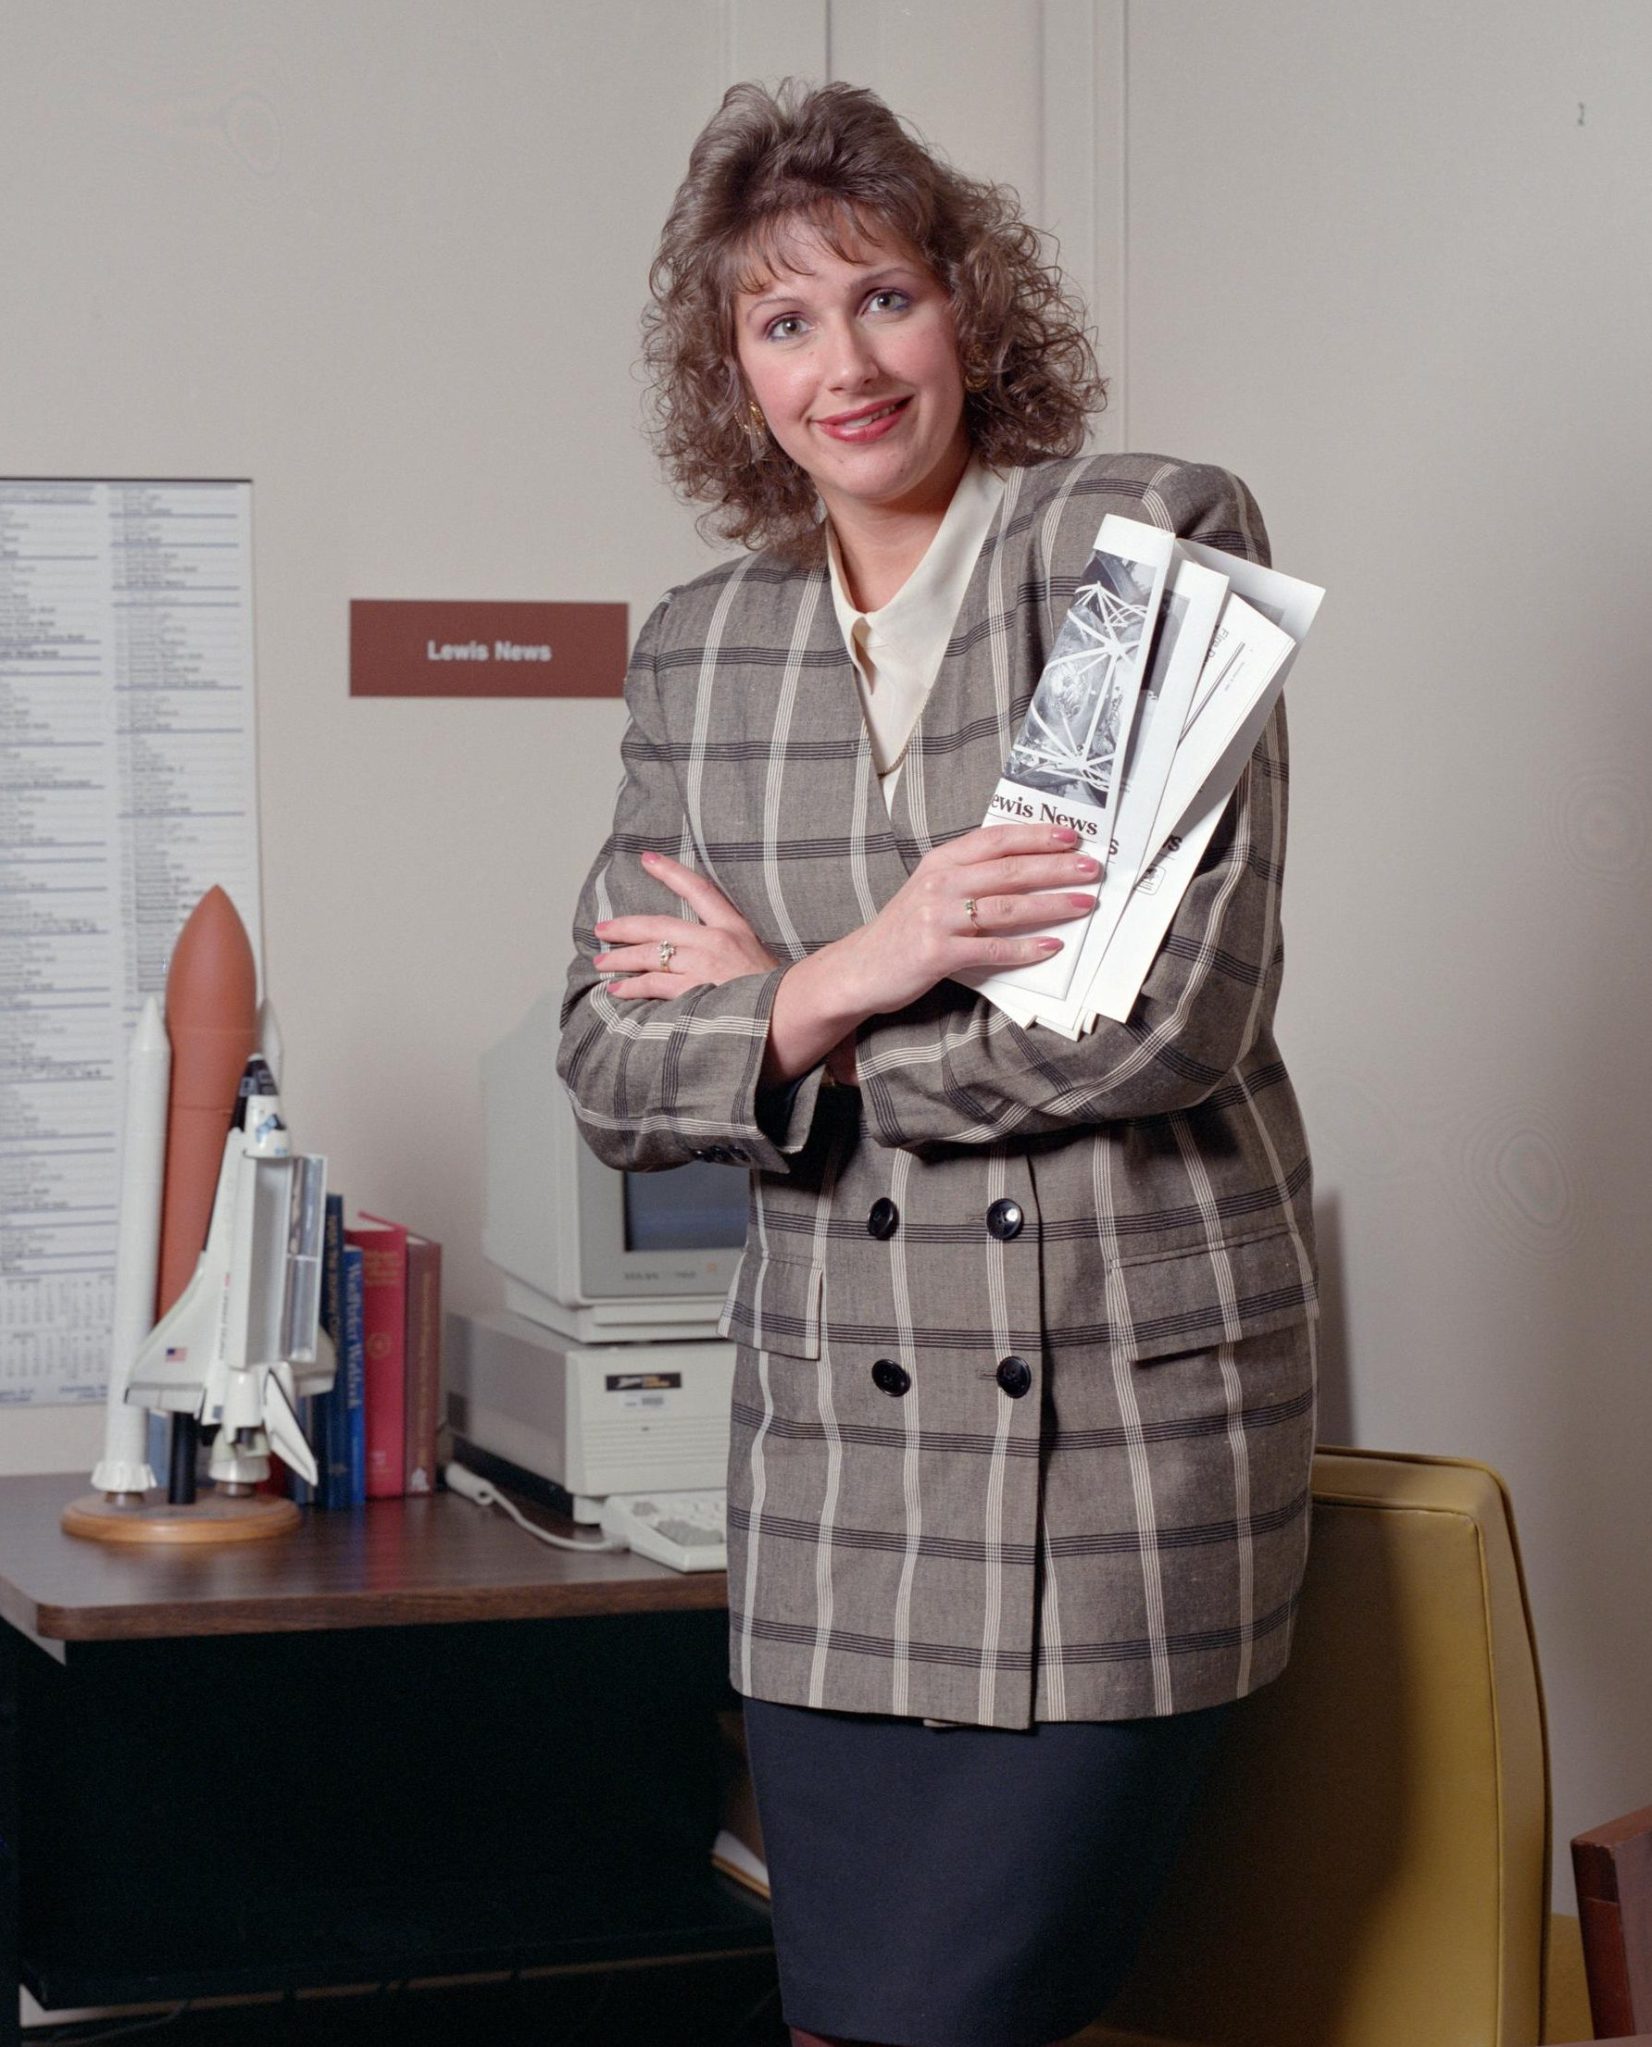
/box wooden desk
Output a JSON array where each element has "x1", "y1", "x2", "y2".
[{"x1": 0, "y1": 1473, "x2": 766, "y2": 2043}]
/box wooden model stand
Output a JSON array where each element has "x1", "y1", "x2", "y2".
[{"x1": 61, "y1": 1490, "x2": 300, "y2": 1545}]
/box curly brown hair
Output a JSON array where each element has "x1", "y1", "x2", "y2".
[{"x1": 642, "y1": 78, "x2": 1106, "y2": 563}]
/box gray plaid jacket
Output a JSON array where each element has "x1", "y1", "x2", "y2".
[{"x1": 558, "y1": 452, "x2": 1318, "y2": 1727}]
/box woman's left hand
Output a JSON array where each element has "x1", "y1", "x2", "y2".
[{"x1": 592, "y1": 851, "x2": 778, "y2": 995}]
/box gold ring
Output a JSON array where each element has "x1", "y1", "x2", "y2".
[
  {"x1": 964, "y1": 896, "x2": 981, "y2": 931},
  {"x1": 658, "y1": 939, "x2": 676, "y2": 971}
]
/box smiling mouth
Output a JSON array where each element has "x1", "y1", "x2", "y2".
[{"x1": 816, "y1": 397, "x2": 910, "y2": 438}]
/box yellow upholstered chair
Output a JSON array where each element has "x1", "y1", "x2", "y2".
[{"x1": 1074, "y1": 1446, "x2": 1591, "y2": 2047}]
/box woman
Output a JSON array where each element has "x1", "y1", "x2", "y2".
[{"x1": 557, "y1": 79, "x2": 1317, "y2": 2047}]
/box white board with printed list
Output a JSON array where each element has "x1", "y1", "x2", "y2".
[{"x1": 0, "y1": 479, "x2": 262, "y2": 1406}]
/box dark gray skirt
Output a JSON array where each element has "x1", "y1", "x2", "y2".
[{"x1": 741, "y1": 1695, "x2": 1237, "y2": 2047}]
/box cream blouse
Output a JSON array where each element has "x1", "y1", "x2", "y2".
[{"x1": 825, "y1": 455, "x2": 1006, "y2": 805}]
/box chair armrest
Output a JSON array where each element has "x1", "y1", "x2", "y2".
[{"x1": 1573, "y1": 1802, "x2": 1652, "y2": 2040}]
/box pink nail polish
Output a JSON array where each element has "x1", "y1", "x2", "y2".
[{"x1": 1038, "y1": 937, "x2": 1062, "y2": 952}]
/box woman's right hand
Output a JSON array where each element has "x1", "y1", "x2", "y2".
[{"x1": 762, "y1": 821, "x2": 1100, "y2": 1088}]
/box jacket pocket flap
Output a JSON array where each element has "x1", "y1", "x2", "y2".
[
  {"x1": 718, "y1": 1253, "x2": 824, "y2": 1359},
  {"x1": 1112, "y1": 1227, "x2": 1317, "y2": 1364}
]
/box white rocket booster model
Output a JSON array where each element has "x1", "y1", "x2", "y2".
[{"x1": 126, "y1": 1054, "x2": 335, "y2": 1490}]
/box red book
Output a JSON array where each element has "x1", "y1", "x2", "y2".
[
  {"x1": 346, "y1": 1213, "x2": 408, "y2": 1498},
  {"x1": 403, "y1": 1230, "x2": 442, "y2": 1496}
]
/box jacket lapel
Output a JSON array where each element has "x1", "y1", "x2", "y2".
[
  {"x1": 890, "y1": 466, "x2": 1027, "y2": 866},
  {"x1": 699, "y1": 566, "x2": 910, "y2": 956},
  {"x1": 704, "y1": 469, "x2": 1031, "y2": 957}
]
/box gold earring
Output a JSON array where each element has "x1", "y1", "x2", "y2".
[
  {"x1": 744, "y1": 399, "x2": 769, "y2": 460},
  {"x1": 964, "y1": 364, "x2": 991, "y2": 394}
]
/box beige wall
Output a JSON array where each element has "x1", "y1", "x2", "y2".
[
  {"x1": 1, "y1": 0, "x2": 802, "y2": 1473},
  {"x1": 1112, "y1": 0, "x2": 1652, "y2": 1912},
  {"x1": 4, "y1": 0, "x2": 1646, "y2": 1918}
]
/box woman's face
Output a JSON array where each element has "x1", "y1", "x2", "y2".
[{"x1": 732, "y1": 215, "x2": 970, "y2": 530}]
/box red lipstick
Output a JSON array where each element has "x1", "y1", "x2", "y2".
[{"x1": 816, "y1": 396, "x2": 910, "y2": 442}]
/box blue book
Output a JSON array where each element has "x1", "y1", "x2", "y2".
[
  {"x1": 341, "y1": 1242, "x2": 367, "y2": 1505},
  {"x1": 313, "y1": 1193, "x2": 346, "y2": 1507},
  {"x1": 289, "y1": 1398, "x2": 315, "y2": 1506}
]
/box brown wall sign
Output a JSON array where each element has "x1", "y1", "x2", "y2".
[{"x1": 349, "y1": 599, "x2": 629, "y2": 698}]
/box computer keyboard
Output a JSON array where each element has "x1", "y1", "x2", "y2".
[{"x1": 598, "y1": 1489, "x2": 727, "y2": 1573}]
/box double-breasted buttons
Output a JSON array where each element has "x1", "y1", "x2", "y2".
[
  {"x1": 871, "y1": 1357, "x2": 912, "y2": 1397},
  {"x1": 866, "y1": 1197, "x2": 899, "y2": 1240},
  {"x1": 985, "y1": 1198, "x2": 1024, "y2": 1241},
  {"x1": 995, "y1": 1354, "x2": 1033, "y2": 1399}
]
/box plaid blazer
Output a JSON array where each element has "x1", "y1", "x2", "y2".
[{"x1": 558, "y1": 452, "x2": 1318, "y2": 1727}]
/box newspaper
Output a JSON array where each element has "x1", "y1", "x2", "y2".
[
  {"x1": 1150, "y1": 594, "x2": 1293, "y2": 860},
  {"x1": 1068, "y1": 552, "x2": 1231, "y2": 973},
  {"x1": 971, "y1": 515, "x2": 1175, "y2": 1002},
  {"x1": 1019, "y1": 591, "x2": 1289, "y2": 1039},
  {"x1": 967, "y1": 522, "x2": 1325, "y2": 1038}
]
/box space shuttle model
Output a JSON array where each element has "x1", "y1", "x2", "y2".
[{"x1": 125, "y1": 1054, "x2": 335, "y2": 1491}]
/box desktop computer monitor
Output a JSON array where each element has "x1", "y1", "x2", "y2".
[{"x1": 480, "y1": 991, "x2": 748, "y2": 1343}]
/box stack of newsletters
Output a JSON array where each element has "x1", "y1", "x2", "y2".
[{"x1": 961, "y1": 515, "x2": 1325, "y2": 1040}]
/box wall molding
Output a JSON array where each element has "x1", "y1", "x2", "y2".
[{"x1": 1041, "y1": 0, "x2": 1127, "y2": 450}]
